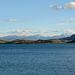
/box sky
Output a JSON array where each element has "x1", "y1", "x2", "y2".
[{"x1": 0, "y1": 0, "x2": 75, "y2": 37}]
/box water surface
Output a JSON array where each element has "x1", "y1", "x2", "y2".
[{"x1": 0, "y1": 44, "x2": 75, "y2": 75}]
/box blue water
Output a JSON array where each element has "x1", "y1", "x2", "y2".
[{"x1": 0, "y1": 44, "x2": 75, "y2": 75}]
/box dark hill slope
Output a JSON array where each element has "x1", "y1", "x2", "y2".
[
  {"x1": 68, "y1": 40, "x2": 75, "y2": 43},
  {"x1": 60, "y1": 34, "x2": 75, "y2": 40}
]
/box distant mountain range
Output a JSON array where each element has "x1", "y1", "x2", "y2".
[
  {"x1": 60, "y1": 34, "x2": 75, "y2": 40},
  {"x1": 0, "y1": 34, "x2": 75, "y2": 44},
  {"x1": 60, "y1": 34, "x2": 75, "y2": 43},
  {"x1": 0, "y1": 34, "x2": 70, "y2": 40}
]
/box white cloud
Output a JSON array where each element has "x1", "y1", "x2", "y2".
[
  {"x1": 64, "y1": 29, "x2": 75, "y2": 35},
  {"x1": 50, "y1": 5, "x2": 54, "y2": 8},
  {"x1": 57, "y1": 6, "x2": 63, "y2": 9},
  {"x1": 70, "y1": 19, "x2": 75, "y2": 22},
  {"x1": 58, "y1": 19, "x2": 75, "y2": 22},
  {"x1": 23, "y1": 29, "x2": 50, "y2": 33},
  {"x1": 29, "y1": 18, "x2": 33, "y2": 20},
  {"x1": 34, "y1": 13, "x2": 38, "y2": 15},
  {"x1": 50, "y1": 2, "x2": 75, "y2": 10},
  {"x1": 64, "y1": 2, "x2": 75, "y2": 10},
  {"x1": 23, "y1": 29, "x2": 34, "y2": 33},
  {"x1": 53, "y1": 30, "x2": 60, "y2": 32},
  {"x1": 8, "y1": 29, "x2": 51, "y2": 36},
  {"x1": 9, "y1": 30, "x2": 24, "y2": 35},
  {"x1": 58, "y1": 19, "x2": 65, "y2": 23},
  {"x1": 52, "y1": 12, "x2": 58, "y2": 14},
  {"x1": 54, "y1": 23, "x2": 68, "y2": 25},
  {"x1": 66, "y1": 20, "x2": 69, "y2": 22},
  {"x1": 67, "y1": 29, "x2": 75, "y2": 34},
  {"x1": 40, "y1": 30, "x2": 50, "y2": 33},
  {"x1": 49, "y1": 4, "x2": 63, "y2": 10},
  {"x1": 8, "y1": 19, "x2": 22, "y2": 22}
]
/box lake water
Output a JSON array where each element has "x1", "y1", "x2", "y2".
[{"x1": 0, "y1": 44, "x2": 75, "y2": 75}]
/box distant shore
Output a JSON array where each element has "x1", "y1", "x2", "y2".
[{"x1": 0, "y1": 39, "x2": 74, "y2": 44}]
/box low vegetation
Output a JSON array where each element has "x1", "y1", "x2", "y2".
[{"x1": 4, "y1": 39, "x2": 71, "y2": 44}]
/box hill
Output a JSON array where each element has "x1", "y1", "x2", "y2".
[
  {"x1": 60, "y1": 34, "x2": 75, "y2": 40},
  {"x1": 6, "y1": 39, "x2": 71, "y2": 44},
  {"x1": 0, "y1": 39, "x2": 11, "y2": 44},
  {"x1": 68, "y1": 40, "x2": 75, "y2": 43}
]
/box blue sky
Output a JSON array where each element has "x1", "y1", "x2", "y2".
[{"x1": 0, "y1": 0, "x2": 75, "y2": 36}]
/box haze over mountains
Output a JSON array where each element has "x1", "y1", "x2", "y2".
[{"x1": 0, "y1": 34, "x2": 71, "y2": 40}]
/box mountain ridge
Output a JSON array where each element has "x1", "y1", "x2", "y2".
[
  {"x1": 0, "y1": 34, "x2": 70, "y2": 40},
  {"x1": 60, "y1": 34, "x2": 75, "y2": 40},
  {"x1": 0, "y1": 34, "x2": 75, "y2": 44}
]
